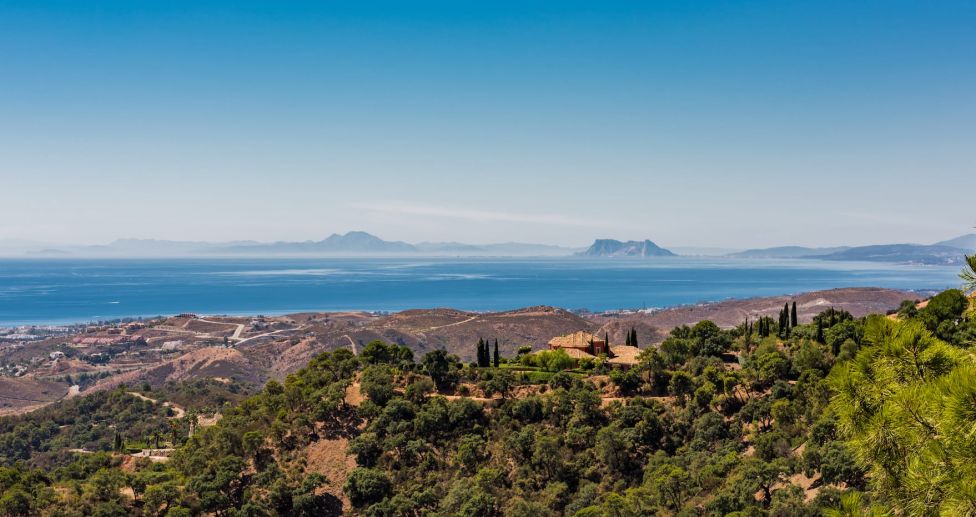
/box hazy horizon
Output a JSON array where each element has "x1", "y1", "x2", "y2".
[{"x1": 3, "y1": 1, "x2": 975, "y2": 248}]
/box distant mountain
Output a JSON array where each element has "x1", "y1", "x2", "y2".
[
  {"x1": 729, "y1": 246, "x2": 850, "y2": 259},
  {"x1": 0, "y1": 239, "x2": 60, "y2": 256},
  {"x1": 100, "y1": 238, "x2": 259, "y2": 256},
  {"x1": 814, "y1": 244, "x2": 968, "y2": 266},
  {"x1": 577, "y1": 239, "x2": 675, "y2": 257},
  {"x1": 216, "y1": 231, "x2": 417, "y2": 255},
  {"x1": 0, "y1": 232, "x2": 579, "y2": 257},
  {"x1": 935, "y1": 233, "x2": 976, "y2": 251}
]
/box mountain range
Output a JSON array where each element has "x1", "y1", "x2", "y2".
[
  {"x1": 2, "y1": 232, "x2": 974, "y2": 265},
  {"x1": 729, "y1": 235, "x2": 976, "y2": 266},
  {"x1": 8, "y1": 232, "x2": 579, "y2": 258}
]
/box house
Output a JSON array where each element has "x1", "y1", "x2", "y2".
[
  {"x1": 547, "y1": 331, "x2": 608, "y2": 358},
  {"x1": 547, "y1": 331, "x2": 642, "y2": 368}
]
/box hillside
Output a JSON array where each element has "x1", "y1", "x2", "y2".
[
  {"x1": 0, "y1": 288, "x2": 918, "y2": 411},
  {"x1": 596, "y1": 287, "x2": 921, "y2": 332},
  {"x1": 2, "y1": 286, "x2": 971, "y2": 515}
]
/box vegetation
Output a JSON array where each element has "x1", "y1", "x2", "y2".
[{"x1": 1, "y1": 264, "x2": 975, "y2": 515}]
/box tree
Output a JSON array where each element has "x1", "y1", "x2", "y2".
[
  {"x1": 917, "y1": 289, "x2": 968, "y2": 333},
  {"x1": 962, "y1": 254, "x2": 976, "y2": 294},
  {"x1": 476, "y1": 338, "x2": 486, "y2": 368},
  {"x1": 542, "y1": 349, "x2": 575, "y2": 372},
  {"x1": 362, "y1": 340, "x2": 407, "y2": 365},
  {"x1": 668, "y1": 371, "x2": 694, "y2": 404},
  {"x1": 360, "y1": 365, "x2": 395, "y2": 406},
  {"x1": 963, "y1": 254, "x2": 976, "y2": 320},
  {"x1": 480, "y1": 370, "x2": 515, "y2": 399},
  {"x1": 691, "y1": 320, "x2": 730, "y2": 357},
  {"x1": 829, "y1": 315, "x2": 974, "y2": 514},
  {"x1": 646, "y1": 463, "x2": 690, "y2": 511},
  {"x1": 493, "y1": 339, "x2": 500, "y2": 368},
  {"x1": 422, "y1": 350, "x2": 460, "y2": 392},
  {"x1": 791, "y1": 301, "x2": 798, "y2": 327},
  {"x1": 343, "y1": 468, "x2": 391, "y2": 508}
]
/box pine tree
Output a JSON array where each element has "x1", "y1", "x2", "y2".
[
  {"x1": 493, "y1": 339, "x2": 499, "y2": 368},
  {"x1": 791, "y1": 301, "x2": 798, "y2": 327}
]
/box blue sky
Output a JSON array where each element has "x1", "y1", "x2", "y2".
[{"x1": 1, "y1": 1, "x2": 974, "y2": 248}]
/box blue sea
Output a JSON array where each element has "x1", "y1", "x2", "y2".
[{"x1": 0, "y1": 257, "x2": 963, "y2": 326}]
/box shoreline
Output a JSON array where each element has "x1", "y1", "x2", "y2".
[{"x1": 0, "y1": 285, "x2": 933, "y2": 331}]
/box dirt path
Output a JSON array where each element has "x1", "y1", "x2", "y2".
[
  {"x1": 342, "y1": 335, "x2": 359, "y2": 355},
  {"x1": 235, "y1": 329, "x2": 289, "y2": 347},
  {"x1": 127, "y1": 391, "x2": 186, "y2": 418},
  {"x1": 196, "y1": 318, "x2": 246, "y2": 339},
  {"x1": 427, "y1": 316, "x2": 479, "y2": 330}
]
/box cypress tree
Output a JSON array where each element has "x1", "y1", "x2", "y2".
[
  {"x1": 791, "y1": 301, "x2": 798, "y2": 327},
  {"x1": 816, "y1": 318, "x2": 824, "y2": 344},
  {"x1": 493, "y1": 339, "x2": 499, "y2": 368},
  {"x1": 631, "y1": 328, "x2": 638, "y2": 348},
  {"x1": 477, "y1": 338, "x2": 486, "y2": 367},
  {"x1": 625, "y1": 330, "x2": 631, "y2": 347}
]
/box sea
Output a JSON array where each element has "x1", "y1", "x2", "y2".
[{"x1": 0, "y1": 257, "x2": 963, "y2": 326}]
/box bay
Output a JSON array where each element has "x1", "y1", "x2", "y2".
[{"x1": 0, "y1": 257, "x2": 962, "y2": 326}]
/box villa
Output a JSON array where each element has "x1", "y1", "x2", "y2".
[{"x1": 547, "y1": 331, "x2": 641, "y2": 368}]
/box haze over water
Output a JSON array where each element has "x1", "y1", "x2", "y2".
[{"x1": 0, "y1": 258, "x2": 961, "y2": 326}]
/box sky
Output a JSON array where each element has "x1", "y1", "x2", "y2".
[{"x1": 1, "y1": 1, "x2": 974, "y2": 249}]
